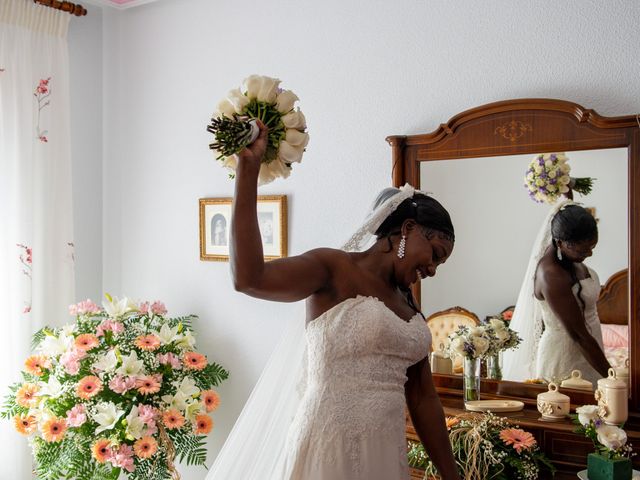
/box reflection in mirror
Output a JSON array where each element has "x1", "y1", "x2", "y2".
[{"x1": 420, "y1": 148, "x2": 628, "y2": 383}]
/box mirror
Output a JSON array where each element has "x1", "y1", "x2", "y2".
[
  {"x1": 419, "y1": 148, "x2": 628, "y2": 383},
  {"x1": 387, "y1": 98, "x2": 639, "y2": 409}
]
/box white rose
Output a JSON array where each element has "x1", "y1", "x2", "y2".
[
  {"x1": 449, "y1": 337, "x2": 466, "y2": 356},
  {"x1": 559, "y1": 185, "x2": 570, "y2": 193},
  {"x1": 275, "y1": 90, "x2": 299, "y2": 113},
  {"x1": 243, "y1": 75, "x2": 281, "y2": 103},
  {"x1": 548, "y1": 170, "x2": 557, "y2": 178},
  {"x1": 472, "y1": 336, "x2": 489, "y2": 356},
  {"x1": 282, "y1": 109, "x2": 307, "y2": 129},
  {"x1": 258, "y1": 164, "x2": 277, "y2": 186},
  {"x1": 221, "y1": 155, "x2": 237, "y2": 171},
  {"x1": 93, "y1": 402, "x2": 125, "y2": 434},
  {"x1": 489, "y1": 319, "x2": 506, "y2": 331},
  {"x1": 575, "y1": 404, "x2": 600, "y2": 426},
  {"x1": 261, "y1": 159, "x2": 291, "y2": 185},
  {"x1": 560, "y1": 163, "x2": 571, "y2": 173},
  {"x1": 285, "y1": 129, "x2": 310, "y2": 148},
  {"x1": 226, "y1": 88, "x2": 249, "y2": 114},
  {"x1": 494, "y1": 328, "x2": 510, "y2": 343},
  {"x1": 545, "y1": 159, "x2": 554, "y2": 168},
  {"x1": 597, "y1": 425, "x2": 627, "y2": 451},
  {"x1": 547, "y1": 184, "x2": 557, "y2": 192},
  {"x1": 216, "y1": 99, "x2": 236, "y2": 118},
  {"x1": 535, "y1": 178, "x2": 545, "y2": 187},
  {"x1": 278, "y1": 141, "x2": 305, "y2": 164},
  {"x1": 533, "y1": 164, "x2": 543, "y2": 174}
]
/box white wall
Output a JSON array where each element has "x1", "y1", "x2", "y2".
[{"x1": 64, "y1": 0, "x2": 640, "y2": 476}]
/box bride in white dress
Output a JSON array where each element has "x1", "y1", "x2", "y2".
[
  {"x1": 215, "y1": 120, "x2": 461, "y2": 480},
  {"x1": 504, "y1": 201, "x2": 610, "y2": 385}
]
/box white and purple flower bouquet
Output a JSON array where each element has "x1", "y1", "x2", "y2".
[
  {"x1": 207, "y1": 74, "x2": 310, "y2": 185},
  {"x1": 524, "y1": 152, "x2": 594, "y2": 204},
  {"x1": 1, "y1": 295, "x2": 228, "y2": 480},
  {"x1": 572, "y1": 405, "x2": 634, "y2": 460},
  {"x1": 483, "y1": 318, "x2": 522, "y2": 356},
  {"x1": 446, "y1": 325, "x2": 493, "y2": 360}
]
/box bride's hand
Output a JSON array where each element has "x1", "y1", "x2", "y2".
[{"x1": 237, "y1": 120, "x2": 269, "y2": 172}]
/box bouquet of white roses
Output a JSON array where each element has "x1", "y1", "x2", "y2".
[
  {"x1": 207, "y1": 74, "x2": 309, "y2": 185},
  {"x1": 524, "y1": 152, "x2": 594, "y2": 204},
  {"x1": 483, "y1": 318, "x2": 522, "y2": 356},
  {"x1": 446, "y1": 325, "x2": 493, "y2": 360},
  {"x1": 1, "y1": 295, "x2": 228, "y2": 480},
  {"x1": 573, "y1": 405, "x2": 635, "y2": 460}
]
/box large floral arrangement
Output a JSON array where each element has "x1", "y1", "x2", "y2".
[
  {"x1": 573, "y1": 405, "x2": 635, "y2": 460},
  {"x1": 1, "y1": 295, "x2": 229, "y2": 480},
  {"x1": 207, "y1": 74, "x2": 309, "y2": 185},
  {"x1": 408, "y1": 412, "x2": 555, "y2": 480},
  {"x1": 524, "y1": 152, "x2": 594, "y2": 204}
]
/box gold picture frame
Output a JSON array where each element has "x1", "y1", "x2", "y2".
[{"x1": 199, "y1": 195, "x2": 288, "y2": 262}]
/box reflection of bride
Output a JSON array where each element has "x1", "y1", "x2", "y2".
[{"x1": 503, "y1": 201, "x2": 610, "y2": 385}]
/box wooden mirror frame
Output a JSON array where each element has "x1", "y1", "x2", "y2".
[{"x1": 387, "y1": 98, "x2": 640, "y2": 411}]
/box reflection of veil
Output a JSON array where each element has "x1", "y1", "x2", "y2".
[
  {"x1": 206, "y1": 185, "x2": 419, "y2": 479},
  {"x1": 502, "y1": 200, "x2": 576, "y2": 381}
]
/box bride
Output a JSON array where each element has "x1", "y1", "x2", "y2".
[
  {"x1": 208, "y1": 120, "x2": 461, "y2": 480},
  {"x1": 503, "y1": 201, "x2": 610, "y2": 385}
]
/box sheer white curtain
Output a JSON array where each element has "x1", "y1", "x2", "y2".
[{"x1": 0, "y1": 1, "x2": 74, "y2": 477}]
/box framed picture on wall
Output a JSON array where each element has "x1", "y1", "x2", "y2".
[{"x1": 199, "y1": 195, "x2": 288, "y2": 261}]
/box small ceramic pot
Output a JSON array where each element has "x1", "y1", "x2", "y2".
[
  {"x1": 537, "y1": 382, "x2": 570, "y2": 421},
  {"x1": 614, "y1": 359, "x2": 630, "y2": 391},
  {"x1": 595, "y1": 368, "x2": 628, "y2": 426},
  {"x1": 560, "y1": 369, "x2": 594, "y2": 391}
]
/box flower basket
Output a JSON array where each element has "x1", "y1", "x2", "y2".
[
  {"x1": 2, "y1": 295, "x2": 229, "y2": 480},
  {"x1": 587, "y1": 453, "x2": 633, "y2": 480}
]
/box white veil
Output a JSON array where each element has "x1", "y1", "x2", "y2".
[
  {"x1": 206, "y1": 184, "x2": 420, "y2": 479},
  {"x1": 502, "y1": 199, "x2": 575, "y2": 381}
]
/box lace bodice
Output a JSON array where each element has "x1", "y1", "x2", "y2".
[{"x1": 280, "y1": 295, "x2": 431, "y2": 479}]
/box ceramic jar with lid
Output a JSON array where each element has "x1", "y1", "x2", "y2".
[
  {"x1": 614, "y1": 359, "x2": 630, "y2": 391},
  {"x1": 537, "y1": 382, "x2": 570, "y2": 421},
  {"x1": 430, "y1": 343, "x2": 453, "y2": 375},
  {"x1": 560, "y1": 369, "x2": 594, "y2": 391},
  {"x1": 595, "y1": 368, "x2": 628, "y2": 425}
]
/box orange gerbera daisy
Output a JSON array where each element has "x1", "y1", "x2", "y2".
[
  {"x1": 74, "y1": 333, "x2": 99, "y2": 351},
  {"x1": 499, "y1": 428, "x2": 537, "y2": 453},
  {"x1": 136, "y1": 375, "x2": 161, "y2": 395},
  {"x1": 91, "y1": 438, "x2": 113, "y2": 463},
  {"x1": 133, "y1": 436, "x2": 158, "y2": 459},
  {"x1": 24, "y1": 355, "x2": 50, "y2": 376},
  {"x1": 16, "y1": 383, "x2": 39, "y2": 408},
  {"x1": 42, "y1": 416, "x2": 67, "y2": 442},
  {"x1": 162, "y1": 408, "x2": 185, "y2": 429},
  {"x1": 183, "y1": 351, "x2": 207, "y2": 371},
  {"x1": 76, "y1": 375, "x2": 103, "y2": 399},
  {"x1": 13, "y1": 414, "x2": 37, "y2": 435},
  {"x1": 445, "y1": 416, "x2": 460, "y2": 430},
  {"x1": 194, "y1": 414, "x2": 213, "y2": 435},
  {"x1": 134, "y1": 334, "x2": 161, "y2": 351},
  {"x1": 201, "y1": 390, "x2": 220, "y2": 412}
]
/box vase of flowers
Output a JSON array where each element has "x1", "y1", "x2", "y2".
[
  {"x1": 1, "y1": 295, "x2": 229, "y2": 480},
  {"x1": 482, "y1": 317, "x2": 522, "y2": 380},
  {"x1": 206, "y1": 74, "x2": 309, "y2": 186},
  {"x1": 408, "y1": 412, "x2": 555, "y2": 480},
  {"x1": 524, "y1": 152, "x2": 594, "y2": 204},
  {"x1": 572, "y1": 405, "x2": 634, "y2": 480},
  {"x1": 447, "y1": 325, "x2": 492, "y2": 403}
]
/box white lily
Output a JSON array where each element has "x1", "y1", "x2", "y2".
[
  {"x1": 161, "y1": 391, "x2": 189, "y2": 411},
  {"x1": 125, "y1": 406, "x2": 145, "y2": 440},
  {"x1": 176, "y1": 330, "x2": 196, "y2": 350},
  {"x1": 185, "y1": 399, "x2": 203, "y2": 422},
  {"x1": 38, "y1": 376, "x2": 63, "y2": 398},
  {"x1": 93, "y1": 402, "x2": 125, "y2": 434},
  {"x1": 102, "y1": 295, "x2": 137, "y2": 318},
  {"x1": 157, "y1": 323, "x2": 181, "y2": 345},
  {"x1": 115, "y1": 351, "x2": 144, "y2": 376},
  {"x1": 38, "y1": 332, "x2": 74, "y2": 357},
  {"x1": 93, "y1": 349, "x2": 119, "y2": 372},
  {"x1": 174, "y1": 376, "x2": 199, "y2": 398}
]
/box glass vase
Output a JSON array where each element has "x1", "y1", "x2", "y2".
[
  {"x1": 486, "y1": 353, "x2": 502, "y2": 380},
  {"x1": 463, "y1": 357, "x2": 481, "y2": 403}
]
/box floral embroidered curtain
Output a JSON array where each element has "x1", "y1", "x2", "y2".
[{"x1": 0, "y1": 1, "x2": 75, "y2": 477}]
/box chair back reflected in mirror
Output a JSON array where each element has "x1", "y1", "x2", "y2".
[{"x1": 426, "y1": 306, "x2": 480, "y2": 373}]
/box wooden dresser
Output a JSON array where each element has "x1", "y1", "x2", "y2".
[{"x1": 406, "y1": 375, "x2": 640, "y2": 480}]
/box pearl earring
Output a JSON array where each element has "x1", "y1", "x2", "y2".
[
  {"x1": 556, "y1": 246, "x2": 563, "y2": 261},
  {"x1": 397, "y1": 235, "x2": 406, "y2": 259}
]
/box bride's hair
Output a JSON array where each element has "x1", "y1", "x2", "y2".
[
  {"x1": 551, "y1": 204, "x2": 598, "y2": 310},
  {"x1": 373, "y1": 189, "x2": 455, "y2": 242}
]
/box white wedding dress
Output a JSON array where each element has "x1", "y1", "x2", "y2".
[
  {"x1": 276, "y1": 295, "x2": 432, "y2": 480},
  {"x1": 535, "y1": 266, "x2": 605, "y2": 385}
]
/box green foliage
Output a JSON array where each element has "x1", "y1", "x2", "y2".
[
  {"x1": 0, "y1": 383, "x2": 26, "y2": 419},
  {"x1": 129, "y1": 453, "x2": 172, "y2": 480},
  {"x1": 172, "y1": 314, "x2": 198, "y2": 331},
  {"x1": 195, "y1": 363, "x2": 229, "y2": 389},
  {"x1": 170, "y1": 429, "x2": 208, "y2": 466},
  {"x1": 31, "y1": 326, "x2": 53, "y2": 350}
]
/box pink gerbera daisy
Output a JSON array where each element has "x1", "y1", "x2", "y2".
[
  {"x1": 76, "y1": 376, "x2": 103, "y2": 399},
  {"x1": 183, "y1": 351, "x2": 207, "y2": 371},
  {"x1": 133, "y1": 436, "x2": 158, "y2": 459},
  {"x1": 24, "y1": 355, "x2": 51, "y2": 376},
  {"x1": 136, "y1": 375, "x2": 161, "y2": 395},
  {"x1": 75, "y1": 333, "x2": 100, "y2": 351},
  {"x1": 135, "y1": 334, "x2": 161, "y2": 351},
  {"x1": 499, "y1": 428, "x2": 537, "y2": 453},
  {"x1": 194, "y1": 414, "x2": 213, "y2": 435},
  {"x1": 201, "y1": 390, "x2": 221, "y2": 412},
  {"x1": 42, "y1": 417, "x2": 67, "y2": 442}
]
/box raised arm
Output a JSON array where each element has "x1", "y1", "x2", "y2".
[
  {"x1": 230, "y1": 121, "x2": 331, "y2": 302},
  {"x1": 405, "y1": 358, "x2": 461, "y2": 480},
  {"x1": 537, "y1": 265, "x2": 611, "y2": 377}
]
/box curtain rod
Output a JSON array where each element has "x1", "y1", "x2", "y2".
[{"x1": 33, "y1": 0, "x2": 87, "y2": 17}]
